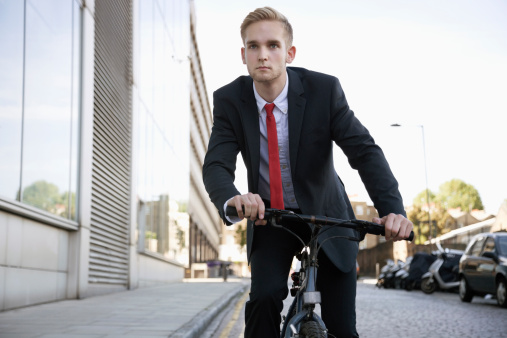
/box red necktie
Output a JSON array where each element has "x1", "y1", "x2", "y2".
[{"x1": 265, "y1": 103, "x2": 284, "y2": 209}]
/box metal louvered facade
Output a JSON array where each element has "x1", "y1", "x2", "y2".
[{"x1": 89, "y1": 0, "x2": 133, "y2": 289}]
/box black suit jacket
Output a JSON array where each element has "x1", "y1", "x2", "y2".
[{"x1": 203, "y1": 67, "x2": 406, "y2": 272}]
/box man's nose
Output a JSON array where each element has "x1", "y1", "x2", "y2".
[{"x1": 258, "y1": 47, "x2": 268, "y2": 61}]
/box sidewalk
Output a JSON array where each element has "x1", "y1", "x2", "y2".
[{"x1": 0, "y1": 278, "x2": 249, "y2": 338}]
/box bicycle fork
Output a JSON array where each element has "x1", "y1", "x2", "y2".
[{"x1": 282, "y1": 264, "x2": 327, "y2": 337}]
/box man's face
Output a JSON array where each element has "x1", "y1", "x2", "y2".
[{"x1": 241, "y1": 20, "x2": 295, "y2": 85}]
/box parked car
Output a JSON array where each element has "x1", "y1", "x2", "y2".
[{"x1": 458, "y1": 232, "x2": 507, "y2": 308}]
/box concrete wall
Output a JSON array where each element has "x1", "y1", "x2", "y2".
[
  {"x1": 0, "y1": 211, "x2": 69, "y2": 311},
  {"x1": 136, "y1": 254, "x2": 184, "y2": 288}
]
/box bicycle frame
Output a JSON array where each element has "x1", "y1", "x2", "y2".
[{"x1": 280, "y1": 223, "x2": 328, "y2": 337}]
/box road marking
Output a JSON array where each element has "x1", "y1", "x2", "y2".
[
  {"x1": 237, "y1": 323, "x2": 245, "y2": 338},
  {"x1": 219, "y1": 289, "x2": 249, "y2": 338}
]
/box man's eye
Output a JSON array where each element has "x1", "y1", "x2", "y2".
[
  {"x1": 249, "y1": 45, "x2": 257, "y2": 49},
  {"x1": 270, "y1": 44, "x2": 278, "y2": 48}
]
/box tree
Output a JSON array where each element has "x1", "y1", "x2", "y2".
[
  {"x1": 409, "y1": 179, "x2": 484, "y2": 242},
  {"x1": 60, "y1": 191, "x2": 77, "y2": 219},
  {"x1": 412, "y1": 189, "x2": 436, "y2": 207},
  {"x1": 22, "y1": 180, "x2": 76, "y2": 218},
  {"x1": 407, "y1": 205, "x2": 428, "y2": 244},
  {"x1": 22, "y1": 180, "x2": 63, "y2": 213},
  {"x1": 435, "y1": 179, "x2": 483, "y2": 211}
]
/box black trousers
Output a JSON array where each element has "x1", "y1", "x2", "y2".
[{"x1": 244, "y1": 220, "x2": 359, "y2": 338}]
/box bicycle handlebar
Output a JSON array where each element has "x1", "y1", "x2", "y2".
[{"x1": 226, "y1": 207, "x2": 415, "y2": 242}]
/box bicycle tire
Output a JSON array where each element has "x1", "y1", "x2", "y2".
[{"x1": 300, "y1": 320, "x2": 327, "y2": 338}]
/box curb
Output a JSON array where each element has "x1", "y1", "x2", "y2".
[{"x1": 171, "y1": 283, "x2": 248, "y2": 338}]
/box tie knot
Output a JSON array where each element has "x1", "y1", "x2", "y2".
[{"x1": 265, "y1": 103, "x2": 275, "y2": 116}]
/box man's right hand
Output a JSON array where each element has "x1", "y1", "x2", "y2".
[{"x1": 227, "y1": 193, "x2": 267, "y2": 225}]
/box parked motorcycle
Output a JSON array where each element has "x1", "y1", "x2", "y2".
[
  {"x1": 394, "y1": 256, "x2": 413, "y2": 289},
  {"x1": 404, "y1": 251, "x2": 437, "y2": 290},
  {"x1": 420, "y1": 242, "x2": 464, "y2": 294},
  {"x1": 376, "y1": 259, "x2": 394, "y2": 288},
  {"x1": 376, "y1": 259, "x2": 406, "y2": 289},
  {"x1": 384, "y1": 259, "x2": 405, "y2": 289}
]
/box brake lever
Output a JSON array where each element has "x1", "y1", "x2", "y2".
[{"x1": 265, "y1": 209, "x2": 295, "y2": 228}]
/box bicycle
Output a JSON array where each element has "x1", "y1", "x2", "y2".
[{"x1": 226, "y1": 206, "x2": 414, "y2": 338}]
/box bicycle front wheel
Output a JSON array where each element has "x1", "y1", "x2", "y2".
[{"x1": 300, "y1": 320, "x2": 327, "y2": 338}]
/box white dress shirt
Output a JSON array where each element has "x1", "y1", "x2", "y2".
[{"x1": 225, "y1": 73, "x2": 299, "y2": 222}]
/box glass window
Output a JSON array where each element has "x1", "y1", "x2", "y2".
[
  {"x1": 497, "y1": 237, "x2": 507, "y2": 256},
  {"x1": 482, "y1": 237, "x2": 495, "y2": 254},
  {"x1": 470, "y1": 237, "x2": 486, "y2": 257},
  {"x1": 0, "y1": 0, "x2": 80, "y2": 220},
  {"x1": 0, "y1": 1, "x2": 24, "y2": 200},
  {"x1": 134, "y1": 0, "x2": 189, "y2": 266}
]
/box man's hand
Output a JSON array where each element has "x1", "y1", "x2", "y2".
[
  {"x1": 372, "y1": 214, "x2": 413, "y2": 241},
  {"x1": 227, "y1": 193, "x2": 267, "y2": 226}
]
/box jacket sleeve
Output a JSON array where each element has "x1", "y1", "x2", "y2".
[
  {"x1": 329, "y1": 77, "x2": 406, "y2": 217},
  {"x1": 202, "y1": 92, "x2": 241, "y2": 224}
]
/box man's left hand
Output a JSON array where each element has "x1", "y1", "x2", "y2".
[{"x1": 372, "y1": 214, "x2": 413, "y2": 241}]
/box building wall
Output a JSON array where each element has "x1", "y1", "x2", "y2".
[
  {"x1": 0, "y1": 212, "x2": 69, "y2": 310},
  {"x1": 491, "y1": 201, "x2": 507, "y2": 232},
  {"x1": 0, "y1": 0, "x2": 218, "y2": 311},
  {"x1": 187, "y1": 2, "x2": 222, "y2": 269},
  {"x1": 136, "y1": 254, "x2": 185, "y2": 288},
  {"x1": 0, "y1": 0, "x2": 91, "y2": 311}
]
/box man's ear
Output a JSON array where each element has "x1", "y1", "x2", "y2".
[
  {"x1": 241, "y1": 47, "x2": 246, "y2": 64},
  {"x1": 286, "y1": 45, "x2": 296, "y2": 64}
]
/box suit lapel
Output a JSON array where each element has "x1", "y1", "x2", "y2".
[
  {"x1": 240, "y1": 77, "x2": 260, "y2": 192},
  {"x1": 287, "y1": 68, "x2": 306, "y2": 175}
]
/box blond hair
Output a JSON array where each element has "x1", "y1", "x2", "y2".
[{"x1": 240, "y1": 7, "x2": 293, "y2": 46}]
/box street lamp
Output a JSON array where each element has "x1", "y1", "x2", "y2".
[{"x1": 391, "y1": 123, "x2": 431, "y2": 243}]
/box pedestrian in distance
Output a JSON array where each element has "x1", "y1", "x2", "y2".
[
  {"x1": 202, "y1": 6, "x2": 413, "y2": 338},
  {"x1": 221, "y1": 262, "x2": 228, "y2": 282}
]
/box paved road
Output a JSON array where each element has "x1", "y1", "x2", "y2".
[{"x1": 211, "y1": 279, "x2": 507, "y2": 337}]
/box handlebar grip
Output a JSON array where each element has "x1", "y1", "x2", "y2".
[
  {"x1": 364, "y1": 222, "x2": 415, "y2": 242},
  {"x1": 225, "y1": 206, "x2": 241, "y2": 217},
  {"x1": 407, "y1": 231, "x2": 415, "y2": 242}
]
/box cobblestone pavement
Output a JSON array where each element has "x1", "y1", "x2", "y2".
[
  {"x1": 356, "y1": 279, "x2": 506, "y2": 338},
  {"x1": 211, "y1": 278, "x2": 507, "y2": 338}
]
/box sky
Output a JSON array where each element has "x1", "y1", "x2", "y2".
[{"x1": 193, "y1": 0, "x2": 507, "y2": 214}]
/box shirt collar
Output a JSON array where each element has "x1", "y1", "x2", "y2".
[{"x1": 253, "y1": 72, "x2": 289, "y2": 115}]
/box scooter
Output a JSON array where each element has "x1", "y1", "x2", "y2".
[
  {"x1": 376, "y1": 259, "x2": 394, "y2": 288},
  {"x1": 420, "y1": 242, "x2": 463, "y2": 294},
  {"x1": 395, "y1": 256, "x2": 413, "y2": 289},
  {"x1": 404, "y1": 251, "x2": 437, "y2": 290},
  {"x1": 384, "y1": 259, "x2": 404, "y2": 289}
]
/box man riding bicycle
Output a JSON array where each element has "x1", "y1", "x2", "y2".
[{"x1": 203, "y1": 7, "x2": 413, "y2": 337}]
